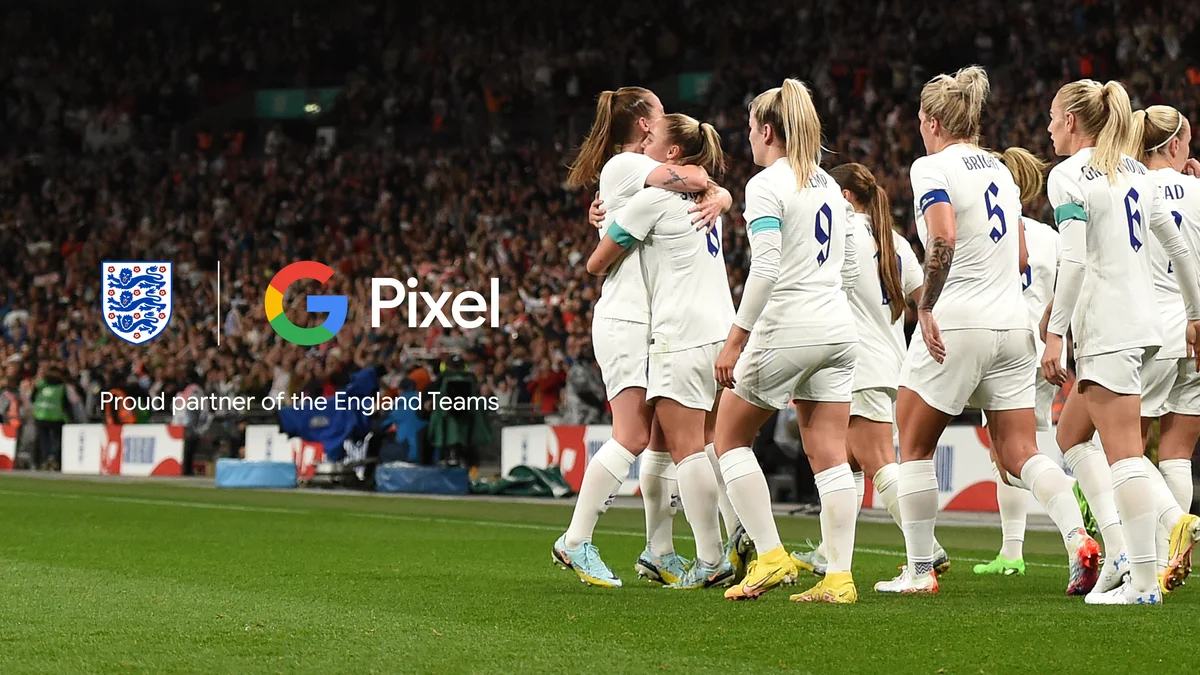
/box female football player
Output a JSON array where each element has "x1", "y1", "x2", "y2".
[
  {"x1": 879, "y1": 66, "x2": 1098, "y2": 597},
  {"x1": 587, "y1": 113, "x2": 737, "y2": 589},
  {"x1": 1042, "y1": 81, "x2": 1200, "y2": 605}
]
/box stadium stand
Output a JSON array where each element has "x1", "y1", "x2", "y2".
[{"x1": 3, "y1": 0, "x2": 1200, "y2": 471}]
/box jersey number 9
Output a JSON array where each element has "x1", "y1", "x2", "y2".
[{"x1": 815, "y1": 203, "x2": 833, "y2": 266}]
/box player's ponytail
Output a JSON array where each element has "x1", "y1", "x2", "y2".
[
  {"x1": 751, "y1": 79, "x2": 822, "y2": 190},
  {"x1": 566, "y1": 87, "x2": 656, "y2": 189},
  {"x1": 830, "y1": 163, "x2": 905, "y2": 322},
  {"x1": 920, "y1": 65, "x2": 990, "y2": 141},
  {"x1": 993, "y1": 147, "x2": 1048, "y2": 209},
  {"x1": 1129, "y1": 105, "x2": 1185, "y2": 164},
  {"x1": 663, "y1": 114, "x2": 727, "y2": 179},
  {"x1": 1057, "y1": 79, "x2": 1133, "y2": 183}
]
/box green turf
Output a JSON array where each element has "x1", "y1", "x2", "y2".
[{"x1": 0, "y1": 475, "x2": 1196, "y2": 674}]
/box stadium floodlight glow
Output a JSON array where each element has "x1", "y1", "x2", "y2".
[{"x1": 265, "y1": 261, "x2": 348, "y2": 345}]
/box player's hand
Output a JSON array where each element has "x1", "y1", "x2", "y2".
[
  {"x1": 1185, "y1": 158, "x2": 1200, "y2": 177},
  {"x1": 714, "y1": 340, "x2": 743, "y2": 389},
  {"x1": 1042, "y1": 333, "x2": 1068, "y2": 386},
  {"x1": 918, "y1": 309, "x2": 945, "y2": 364},
  {"x1": 1188, "y1": 320, "x2": 1200, "y2": 371},
  {"x1": 589, "y1": 193, "x2": 605, "y2": 229},
  {"x1": 690, "y1": 186, "x2": 732, "y2": 232}
]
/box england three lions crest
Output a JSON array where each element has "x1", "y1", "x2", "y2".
[{"x1": 102, "y1": 262, "x2": 172, "y2": 344}]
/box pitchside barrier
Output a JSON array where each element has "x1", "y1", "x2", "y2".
[{"x1": 499, "y1": 424, "x2": 1069, "y2": 514}]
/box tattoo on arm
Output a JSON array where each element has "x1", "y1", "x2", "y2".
[
  {"x1": 918, "y1": 236, "x2": 954, "y2": 311},
  {"x1": 662, "y1": 168, "x2": 685, "y2": 186}
]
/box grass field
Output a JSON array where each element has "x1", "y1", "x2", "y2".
[{"x1": 1, "y1": 474, "x2": 1197, "y2": 675}]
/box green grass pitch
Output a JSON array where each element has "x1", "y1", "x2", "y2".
[{"x1": 1, "y1": 474, "x2": 1197, "y2": 674}]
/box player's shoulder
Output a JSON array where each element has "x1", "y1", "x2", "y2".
[
  {"x1": 746, "y1": 163, "x2": 787, "y2": 196},
  {"x1": 1049, "y1": 152, "x2": 1088, "y2": 182},
  {"x1": 600, "y1": 151, "x2": 656, "y2": 181}
]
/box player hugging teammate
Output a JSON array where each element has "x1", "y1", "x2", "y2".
[{"x1": 551, "y1": 66, "x2": 1200, "y2": 608}]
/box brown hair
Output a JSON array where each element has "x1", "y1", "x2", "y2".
[
  {"x1": 566, "y1": 87, "x2": 656, "y2": 189},
  {"x1": 1129, "y1": 105, "x2": 1185, "y2": 163},
  {"x1": 1056, "y1": 79, "x2": 1133, "y2": 183},
  {"x1": 992, "y1": 147, "x2": 1047, "y2": 209},
  {"x1": 920, "y1": 66, "x2": 990, "y2": 141},
  {"x1": 661, "y1": 114, "x2": 726, "y2": 179},
  {"x1": 750, "y1": 79, "x2": 822, "y2": 190},
  {"x1": 830, "y1": 163, "x2": 905, "y2": 322}
]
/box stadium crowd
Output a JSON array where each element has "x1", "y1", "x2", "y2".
[{"x1": 4, "y1": 0, "x2": 1200, "y2": 467}]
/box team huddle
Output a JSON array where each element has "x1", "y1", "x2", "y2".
[{"x1": 550, "y1": 65, "x2": 1200, "y2": 606}]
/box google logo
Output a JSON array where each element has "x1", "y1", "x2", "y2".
[{"x1": 264, "y1": 261, "x2": 348, "y2": 345}]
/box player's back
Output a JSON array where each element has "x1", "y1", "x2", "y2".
[
  {"x1": 1022, "y1": 217, "x2": 1059, "y2": 354},
  {"x1": 633, "y1": 188, "x2": 734, "y2": 351},
  {"x1": 1050, "y1": 149, "x2": 1160, "y2": 356},
  {"x1": 748, "y1": 160, "x2": 856, "y2": 347},
  {"x1": 847, "y1": 213, "x2": 921, "y2": 388},
  {"x1": 594, "y1": 152, "x2": 660, "y2": 323},
  {"x1": 1146, "y1": 168, "x2": 1200, "y2": 358},
  {"x1": 911, "y1": 144, "x2": 1026, "y2": 332}
]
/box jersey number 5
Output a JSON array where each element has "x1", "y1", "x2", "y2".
[
  {"x1": 985, "y1": 182, "x2": 1006, "y2": 243},
  {"x1": 1125, "y1": 188, "x2": 1144, "y2": 251},
  {"x1": 815, "y1": 203, "x2": 833, "y2": 266}
]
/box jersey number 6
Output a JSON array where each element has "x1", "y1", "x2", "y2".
[{"x1": 1125, "y1": 188, "x2": 1143, "y2": 252}]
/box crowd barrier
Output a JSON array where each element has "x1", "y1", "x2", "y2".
[
  {"x1": 4, "y1": 423, "x2": 1072, "y2": 514},
  {"x1": 60, "y1": 424, "x2": 185, "y2": 476},
  {"x1": 1, "y1": 422, "x2": 16, "y2": 470},
  {"x1": 501, "y1": 424, "x2": 1068, "y2": 513}
]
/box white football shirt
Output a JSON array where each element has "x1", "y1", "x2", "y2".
[
  {"x1": 614, "y1": 187, "x2": 735, "y2": 351},
  {"x1": 1048, "y1": 149, "x2": 1170, "y2": 356},
  {"x1": 910, "y1": 144, "x2": 1028, "y2": 332},
  {"x1": 847, "y1": 212, "x2": 923, "y2": 390},
  {"x1": 1021, "y1": 218, "x2": 1060, "y2": 360},
  {"x1": 1146, "y1": 168, "x2": 1200, "y2": 359},
  {"x1": 592, "y1": 152, "x2": 661, "y2": 324},
  {"x1": 741, "y1": 159, "x2": 858, "y2": 348}
]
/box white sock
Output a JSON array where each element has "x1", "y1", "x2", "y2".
[
  {"x1": 1142, "y1": 456, "x2": 1185, "y2": 532},
  {"x1": 992, "y1": 463, "x2": 1027, "y2": 560},
  {"x1": 1111, "y1": 457, "x2": 1160, "y2": 593},
  {"x1": 639, "y1": 449, "x2": 676, "y2": 556},
  {"x1": 1021, "y1": 453, "x2": 1086, "y2": 549},
  {"x1": 565, "y1": 439, "x2": 636, "y2": 548},
  {"x1": 816, "y1": 464, "x2": 858, "y2": 574},
  {"x1": 676, "y1": 452, "x2": 723, "y2": 565},
  {"x1": 1159, "y1": 459, "x2": 1194, "y2": 512},
  {"x1": 873, "y1": 463, "x2": 904, "y2": 533},
  {"x1": 705, "y1": 443, "x2": 741, "y2": 538},
  {"x1": 719, "y1": 446, "x2": 783, "y2": 552},
  {"x1": 1156, "y1": 520, "x2": 1170, "y2": 574},
  {"x1": 898, "y1": 460, "x2": 939, "y2": 575},
  {"x1": 853, "y1": 470, "x2": 866, "y2": 517},
  {"x1": 1063, "y1": 441, "x2": 1125, "y2": 554}
]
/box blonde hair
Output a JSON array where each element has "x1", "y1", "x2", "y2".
[
  {"x1": 829, "y1": 163, "x2": 905, "y2": 322},
  {"x1": 750, "y1": 79, "x2": 822, "y2": 190},
  {"x1": 566, "y1": 87, "x2": 655, "y2": 189},
  {"x1": 1056, "y1": 79, "x2": 1134, "y2": 183},
  {"x1": 991, "y1": 147, "x2": 1048, "y2": 209},
  {"x1": 661, "y1": 114, "x2": 726, "y2": 179},
  {"x1": 1129, "y1": 105, "x2": 1185, "y2": 163},
  {"x1": 920, "y1": 66, "x2": 990, "y2": 141}
]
